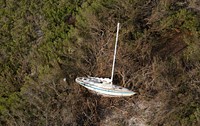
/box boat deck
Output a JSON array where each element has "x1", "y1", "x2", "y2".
[{"x1": 75, "y1": 77, "x2": 136, "y2": 97}]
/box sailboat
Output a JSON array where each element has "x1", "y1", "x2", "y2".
[{"x1": 75, "y1": 23, "x2": 136, "y2": 97}]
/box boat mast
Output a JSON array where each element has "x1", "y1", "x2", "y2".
[{"x1": 111, "y1": 23, "x2": 120, "y2": 85}]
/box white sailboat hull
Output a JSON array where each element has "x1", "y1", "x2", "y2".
[{"x1": 76, "y1": 77, "x2": 136, "y2": 97}]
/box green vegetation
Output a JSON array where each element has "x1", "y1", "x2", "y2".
[{"x1": 0, "y1": 0, "x2": 200, "y2": 125}]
